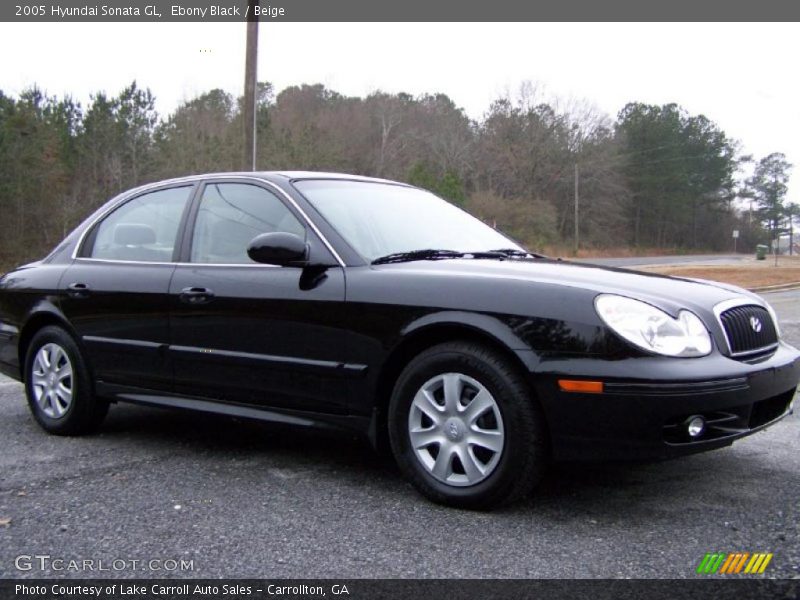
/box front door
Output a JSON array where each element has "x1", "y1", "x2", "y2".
[{"x1": 168, "y1": 180, "x2": 350, "y2": 414}]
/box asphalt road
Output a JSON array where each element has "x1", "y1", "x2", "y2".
[
  {"x1": 0, "y1": 291, "x2": 798, "y2": 580},
  {"x1": 578, "y1": 254, "x2": 746, "y2": 267}
]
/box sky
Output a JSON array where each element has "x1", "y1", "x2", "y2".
[{"x1": 1, "y1": 22, "x2": 798, "y2": 199}]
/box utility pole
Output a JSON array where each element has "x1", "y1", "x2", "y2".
[
  {"x1": 574, "y1": 163, "x2": 579, "y2": 255},
  {"x1": 243, "y1": 0, "x2": 259, "y2": 171}
]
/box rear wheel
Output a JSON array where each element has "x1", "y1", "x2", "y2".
[
  {"x1": 24, "y1": 326, "x2": 108, "y2": 435},
  {"x1": 388, "y1": 341, "x2": 548, "y2": 509}
]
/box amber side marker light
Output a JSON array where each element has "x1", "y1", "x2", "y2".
[{"x1": 558, "y1": 380, "x2": 604, "y2": 394}]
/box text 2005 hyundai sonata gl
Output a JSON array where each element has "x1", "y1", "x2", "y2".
[{"x1": 0, "y1": 172, "x2": 798, "y2": 508}]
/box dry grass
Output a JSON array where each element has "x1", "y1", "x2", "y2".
[{"x1": 641, "y1": 256, "x2": 800, "y2": 290}]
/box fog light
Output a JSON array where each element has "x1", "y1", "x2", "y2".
[{"x1": 686, "y1": 416, "x2": 706, "y2": 438}]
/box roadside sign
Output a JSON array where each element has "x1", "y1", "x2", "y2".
[{"x1": 733, "y1": 230, "x2": 739, "y2": 238}]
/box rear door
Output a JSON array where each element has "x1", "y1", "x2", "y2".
[
  {"x1": 168, "y1": 179, "x2": 350, "y2": 414},
  {"x1": 60, "y1": 184, "x2": 195, "y2": 391}
]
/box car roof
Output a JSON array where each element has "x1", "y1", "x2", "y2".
[
  {"x1": 134, "y1": 171, "x2": 407, "y2": 189},
  {"x1": 269, "y1": 171, "x2": 403, "y2": 185},
  {"x1": 111, "y1": 171, "x2": 414, "y2": 205}
]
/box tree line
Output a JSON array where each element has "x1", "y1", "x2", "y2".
[{"x1": 0, "y1": 80, "x2": 793, "y2": 270}]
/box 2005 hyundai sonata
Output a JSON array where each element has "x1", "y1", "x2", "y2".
[{"x1": 0, "y1": 172, "x2": 798, "y2": 508}]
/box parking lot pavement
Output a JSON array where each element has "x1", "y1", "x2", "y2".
[
  {"x1": 0, "y1": 291, "x2": 797, "y2": 579},
  {"x1": 576, "y1": 254, "x2": 747, "y2": 267}
]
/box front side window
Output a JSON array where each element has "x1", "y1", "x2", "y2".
[
  {"x1": 89, "y1": 186, "x2": 192, "y2": 262},
  {"x1": 190, "y1": 183, "x2": 305, "y2": 264}
]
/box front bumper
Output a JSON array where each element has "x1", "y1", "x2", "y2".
[{"x1": 529, "y1": 342, "x2": 800, "y2": 461}]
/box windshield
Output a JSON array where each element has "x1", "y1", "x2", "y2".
[{"x1": 293, "y1": 180, "x2": 524, "y2": 262}]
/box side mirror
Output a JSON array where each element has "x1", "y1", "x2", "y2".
[{"x1": 247, "y1": 232, "x2": 308, "y2": 266}]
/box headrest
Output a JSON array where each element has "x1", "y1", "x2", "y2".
[{"x1": 113, "y1": 223, "x2": 157, "y2": 246}]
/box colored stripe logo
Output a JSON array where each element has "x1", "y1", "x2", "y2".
[{"x1": 696, "y1": 552, "x2": 773, "y2": 574}]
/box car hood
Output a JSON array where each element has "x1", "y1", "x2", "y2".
[{"x1": 372, "y1": 257, "x2": 762, "y2": 316}]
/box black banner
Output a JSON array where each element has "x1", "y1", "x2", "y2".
[
  {"x1": 3, "y1": 0, "x2": 800, "y2": 22},
  {"x1": 1, "y1": 580, "x2": 799, "y2": 600}
]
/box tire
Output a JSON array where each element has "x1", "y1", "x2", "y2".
[
  {"x1": 24, "y1": 325, "x2": 108, "y2": 435},
  {"x1": 388, "y1": 341, "x2": 548, "y2": 509}
]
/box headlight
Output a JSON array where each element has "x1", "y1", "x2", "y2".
[{"x1": 595, "y1": 294, "x2": 712, "y2": 357}]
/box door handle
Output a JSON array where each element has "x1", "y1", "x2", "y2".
[
  {"x1": 67, "y1": 283, "x2": 91, "y2": 298},
  {"x1": 179, "y1": 286, "x2": 215, "y2": 305}
]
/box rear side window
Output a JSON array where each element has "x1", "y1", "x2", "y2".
[
  {"x1": 87, "y1": 186, "x2": 192, "y2": 262},
  {"x1": 190, "y1": 183, "x2": 305, "y2": 264}
]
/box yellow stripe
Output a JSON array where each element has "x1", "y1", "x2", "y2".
[
  {"x1": 734, "y1": 552, "x2": 750, "y2": 574},
  {"x1": 757, "y1": 554, "x2": 773, "y2": 574},
  {"x1": 749, "y1": 554, "x2": 766, "y2": 573},
  {"x1": 719, "y1": 554, "x2": 736, "y2": 574},
  {"x1": 745, "y1": 554, "x2": 760, "y2": 573}
]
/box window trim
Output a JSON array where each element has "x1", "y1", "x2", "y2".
[{"x1": 71, "y1": 175, "x2": 346, "y2": 268}]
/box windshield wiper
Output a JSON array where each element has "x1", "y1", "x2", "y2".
[
  {"x1": 486, "y1": 248, "x2": 545, "y2": 259},
  {"x1": 372, "y1": 249, "x2": 464, "y2": 265},
  {"x1": 371, "y1": 248, "x2": 544, "y2": 265}
]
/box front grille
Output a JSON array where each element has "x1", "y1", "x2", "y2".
[{"x1": 719, "y1": 305, "x2": 777, "y2": 356}]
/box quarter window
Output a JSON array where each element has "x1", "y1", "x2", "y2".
[
  {"x1": 88, "y1": 186, "x2": 192, "y2": 262},
  {"x1": 190, "y1": 183, "x2": 305, "y2": 264}
]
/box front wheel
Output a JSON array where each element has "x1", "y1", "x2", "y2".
[
  {"x1": 388, "y1": 342, "x2": 548, "y2": 509},
  {"x1": 24, "y1": 326, "x2": 108, "y2": 435}
]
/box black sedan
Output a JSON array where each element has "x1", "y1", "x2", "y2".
[{"x1": 0, "y1": 172, "x2": 798, "y2": 509}]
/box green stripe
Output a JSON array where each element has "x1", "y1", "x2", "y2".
[
  {"x1": 704, "y1": 553, "x2": 719, "y2": 574},
  {"x1": 709, "y1": 553, "x2": 727, "y2": 574},
  {"x1": 696, "y1": 553, "x2": 713, "y2": 574}
]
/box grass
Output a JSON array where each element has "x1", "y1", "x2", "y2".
[{"x1": 640, "y1": 256, "x2": 800, "y2": 290}]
